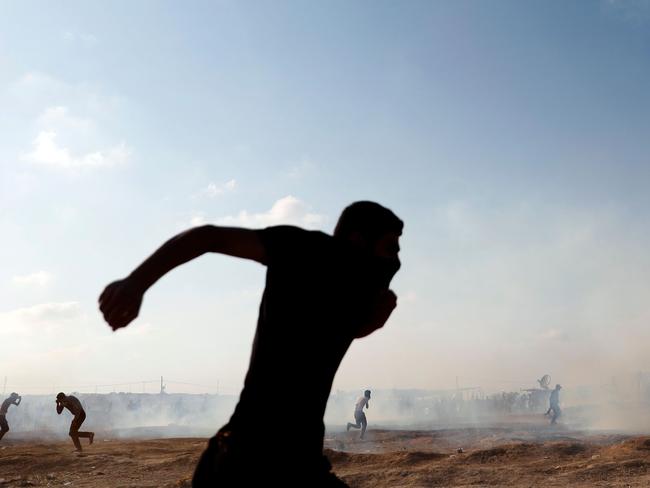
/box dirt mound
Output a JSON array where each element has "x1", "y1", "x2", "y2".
[
  {"x1": 467, "y1": 446, "x2": 509, "y2": 463},
  {"x1": 325, "y1": 448, "x2": 445, "y2": 467},
  {"x1": 327, "y1": 428, "x2": 650, "y2": 486},
  {"x1": 4, "y1": 428, "x2": 650, "y2": 487},
  {"x1": 635, "y1": 437, "x2": 650, "y2": 450},
  {"x1": 556, "y1": 442, "x2": 588, "y2": 456}
]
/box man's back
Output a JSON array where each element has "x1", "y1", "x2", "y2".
[
  {"x1": 228, "y1": 227, "x2": 384, "y2": 459},
  {"x1": 0, "y1": 398, "x2": 13, "y2": 415},
  {"x1": 355, "y1": 397, "x2": 368, "y2": 413},
  {"x1": 64, "y1": 396, "x2": 84, "y2": 416}
]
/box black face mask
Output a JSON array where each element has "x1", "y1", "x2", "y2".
[{"x1": 371, "y1": 256, "x2": 401, "y2": 289}]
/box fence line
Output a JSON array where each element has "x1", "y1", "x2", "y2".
[{"x1": 0, "y1": 377, "x2": 228, "y2": 395}]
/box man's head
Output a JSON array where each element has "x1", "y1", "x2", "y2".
[
  {"x1": 555, "y1": 384, "x2": 562, "y2": 391},
  {"x1": 10, "y1": 392, "x2": 18, "y2": 399},
  {"x1": 334, "y1": 201, "x2": 403, "y2": 287},
  {"x1": 56, "y1": 392, "x2": 66, "y2": 401},
  {"x1": 334, "y1": 201, "x2": 403, "y2": 256},
  {"x1": 364, "y1": 389, "x2": 371, "y2": 399}
]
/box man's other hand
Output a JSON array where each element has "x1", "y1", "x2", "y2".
[{"x1": 355, "y1": 289, "x2": 397, "y2": 339}]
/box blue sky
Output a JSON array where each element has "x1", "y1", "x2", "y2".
[{"x1": 1, "y1": 0, "x2": 649, "y2": 395}]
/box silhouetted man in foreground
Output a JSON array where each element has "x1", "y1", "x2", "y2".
[
  {"x1": 545, "y1": 384, "x2": 562, "y2": 425},
  {"x1": 56, "y1": 392, "x2": 94, "y2": 451},
  {"x1": 99, "y1": 201, "x2": 403, "y2": 487},
  {"x1": 347, "y1": 389, "x2": 371, "y2": 439},
  {"x1": 0, "y1": 392, "x2": 21, "y2": 441}
]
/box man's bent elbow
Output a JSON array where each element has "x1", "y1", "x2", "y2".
[{"x1": 200, "y1": 225, "x2": 267, "y2": 263}]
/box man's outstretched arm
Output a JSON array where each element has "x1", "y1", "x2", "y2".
[{"x1": 99, "y1": 225, "x2": 265, "y2": 331}]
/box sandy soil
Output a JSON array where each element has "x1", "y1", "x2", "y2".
[{"x1": 2, "y1": 425, "x2": 650, "y2": 487}]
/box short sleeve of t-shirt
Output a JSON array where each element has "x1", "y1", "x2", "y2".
[{"x1": 256, "y1": 225, "x2": 322, "y2": 266}]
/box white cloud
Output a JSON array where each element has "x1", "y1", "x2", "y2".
[
  {"x1": 0, "y1": 301, "x2": 81, "y2": 337},
  {"x1": 217, "y1": 196, "x2": 326, "y2": 228},
  {"x1": 11, "y1": 271, "x2": 53, "y2": 287},
  {"x1": 23, "y1": 130, "x2": 130, "y2": 169},
  {"x1": 7, "y1": 301, "x2": 80, "y2": 322},
  {"x1": 7, "y1": 72, "x2": 122, "y2": 115},
  {"x1": 22, "y1": 106, "x2": 129, "y2": 169},
  {"x1": 6, "y1": 71, "x2": 126, "y2": 114},
  {"x1": 7, "y1": 75, "x2": 130, "y2": 171},
  {"x1": 200, "y1": 179, "x2": 237, "y2": 198}
]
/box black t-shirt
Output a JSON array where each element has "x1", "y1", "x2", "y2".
[
  {"x1": 0, "y1": 398, "x2": 14, "y2": 415},
  {"x1": 226, "y1": 226, "x2": 389, "y2": 459}
]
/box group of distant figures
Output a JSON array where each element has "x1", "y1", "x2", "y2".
[
  {"x1": 0, "y1": 392, "x2": 94, "y2": 452},
  {"x1": 342, "y1": 384, "x2": 563, "y2": 440},
  {"x1": 0, "y1": 384, "x2": 562, "y2": 450}
]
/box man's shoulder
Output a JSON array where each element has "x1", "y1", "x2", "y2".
[
  {"x1": 262, "y1": 225, "x2": 331, "y2": 241},
  {"x1": 259, "y1": 226, "x2": 336, "y2": 255}
]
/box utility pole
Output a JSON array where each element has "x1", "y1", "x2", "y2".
[{"x1": 160, "y1": 376, "x2": 166, "y2": 394}]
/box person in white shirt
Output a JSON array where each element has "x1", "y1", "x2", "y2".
[
  {"x1": 346, "y1": 390, "x2": 371, "y2": 439},
  {"x1": 545, "y1": 384, "x2": 562, "y2": 425}
]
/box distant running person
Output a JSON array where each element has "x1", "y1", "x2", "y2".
[
  {"x1": 56, "y1": 392, "x2": 94, "y2": 451},
  {"x1": 546, "y1": 384, "x2": 562, "y2": 425},
  {"x1": 347, "y1": 390, "x2": 371, "y2": 439},
  {"x1": 99, "y1": 201, "x2": 403, "y2": 487},
  {"x1": 0, "y1": 392, "x2": 21, "y2": 441}
]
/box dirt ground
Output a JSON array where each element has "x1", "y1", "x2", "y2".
[{"x1": 2, "y1": 425, "x2": 650, "y2": 487}]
